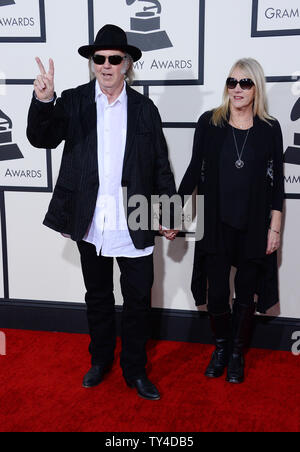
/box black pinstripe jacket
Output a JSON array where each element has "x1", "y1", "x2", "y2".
[{"x1": 27, "y1": 80, "x2": 177, "y2": 249}]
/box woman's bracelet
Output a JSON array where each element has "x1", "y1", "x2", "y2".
[{"x1": 269, "y1": 227, "x2": 280, "y2": 235}]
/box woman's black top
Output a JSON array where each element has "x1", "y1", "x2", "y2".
[
  {"x1": 179, "y1": 110, "x2": 284, "y2": 259},
  {"x1": 219, "y1": 127, "x2": 254, "y2": 230}
]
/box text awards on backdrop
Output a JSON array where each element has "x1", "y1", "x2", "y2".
[{"x1": 0, "y1": 0, "x2": 46, "y2": 42}]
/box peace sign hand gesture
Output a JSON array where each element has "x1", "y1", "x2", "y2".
[{"x1": 33, "y1": 57, "x2": 55, "y2": 102}]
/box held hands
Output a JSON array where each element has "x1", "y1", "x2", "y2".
[
  {"x1": 159, "y1": 225, "x2": 179, "y2": 241},
  {"x1": 266, "y1": 228, "x2": 281, "y2": 255},
  {"x1": 33, "y1": 57, "x2": 55, "y2": 102}
]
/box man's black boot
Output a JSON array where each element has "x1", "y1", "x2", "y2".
[
  {"x1": 82, "y1": 364, "x2": 112, "y2": 388},
  {"x1": 125, "y1": 375, "x2": 160, "y2": 400}
]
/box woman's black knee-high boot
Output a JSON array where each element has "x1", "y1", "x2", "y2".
[
  {"x1": 226, "y1": 302, "x2": 255, "y2": 384},
  {"x1": 205, "y1": 311, "x2": 232, "y2": 378}
]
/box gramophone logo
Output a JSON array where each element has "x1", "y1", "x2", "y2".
[
  {"x1": 125, "y1": 0, "x2": 173, "y2": 51},
  {"x1": 0, "y1": 109, "x2": 23, "y2": 162},
  {"x1": 284, "y1": 98, "x2": 300, "y2": 165}
]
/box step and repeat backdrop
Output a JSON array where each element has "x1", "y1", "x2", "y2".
[{"x1": 0, "y1": 0, "x2": 300, "y2": 319}]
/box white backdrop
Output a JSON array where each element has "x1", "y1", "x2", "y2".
[{"x1": 0, "y1": 0, "x2": 300, "y2": 319}]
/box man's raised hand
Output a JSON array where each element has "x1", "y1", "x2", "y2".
[{"x1": 33, "y1": 57, "x2": 55, "y2": 102}]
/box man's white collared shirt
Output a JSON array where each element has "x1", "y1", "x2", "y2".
[{"x1": 83, "y1": 81, "x2": 154, "y2": 258}]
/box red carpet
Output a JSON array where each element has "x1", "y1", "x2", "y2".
[{"x1": 0, "y1": 329, "x2": 299, "y2": 432}]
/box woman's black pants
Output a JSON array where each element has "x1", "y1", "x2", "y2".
[
  {"x1": 205, "y1": 223, "x2": 259, "y2": 314},
  {"x1": 77, "y1": 240, "x2": 154, "y2": 380}
]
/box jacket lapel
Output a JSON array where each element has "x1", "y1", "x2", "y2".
[
  {"x1": 80, "y1": 80, "x2": 98, "y2": 183},
  {"x1": 123, "y1": 85, "x2": 142, "y2": 171},
  {"x1": 79, "y1": 82, "x2": 142, "y2": 185},
  {"x1": 81, "y1": 79, "x2": 97, "y2": 142},
  {"x1": 208, "y1": 122, "x2": 228, "y2": 164},
  {"x1": 247, "y1": 116, "x2": 267, "y2": 158}
]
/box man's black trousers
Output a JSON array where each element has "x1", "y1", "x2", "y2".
[{"x1": 77, "y1": 240, "x2": 154, "y2": 380}]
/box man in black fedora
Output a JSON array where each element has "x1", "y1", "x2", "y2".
[{"x1": 27, "y1": 24, "x2": 177, "y2": 401}]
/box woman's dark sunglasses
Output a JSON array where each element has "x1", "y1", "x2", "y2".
[
  {"x1": 226, "y1": 77, "x2": 255, "y2": 90},
  {"x1": 92, "y1": 54, "x2": 126, "y2": 66}
]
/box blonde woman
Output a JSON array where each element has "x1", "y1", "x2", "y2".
[{"x1": 179, "y1": 58, "x2": 284, "y2": 384}]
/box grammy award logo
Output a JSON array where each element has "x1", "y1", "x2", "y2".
[
  {"x1": 0, "y1": 109, "x2": 23, "y2": 162},
  {"x1": 284, "y1": 98, "x2": 300, "y2": 165},
  {"x1": 0, "y1": 0, "x2": 15, "y2": 6},
  {"x1": 125, "y1": 0, "x2": 173, "y2": 51}
]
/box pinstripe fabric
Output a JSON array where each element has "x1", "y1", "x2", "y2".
[{"x1": 27, "y1": 80, "x2": 177, "y2": 249}]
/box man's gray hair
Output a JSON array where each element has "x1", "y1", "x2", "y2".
[{"x1": 123, "y1": 53, "x2": 134, "y2": 85}]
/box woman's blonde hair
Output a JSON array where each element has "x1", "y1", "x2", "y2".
[
  {"x1": 211, "y1": 58, "x2": 274, "y2": 127},
  {"x1": 88, "y1": 53, "x2": 135, "y2": 85}
]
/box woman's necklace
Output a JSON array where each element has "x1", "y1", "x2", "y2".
[
  {"x1": 230, "y1": 116, "x2": 253, "y2": 130},
  {"x1": 232, "y1": 126, "x2": 250, "y2": 169}
]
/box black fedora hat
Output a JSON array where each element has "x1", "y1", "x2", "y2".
[{"x1": 78, "y1": 24, "x2": 142, "y2": 62}]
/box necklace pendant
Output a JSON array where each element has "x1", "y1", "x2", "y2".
[{"x1": 235, "y1": 159, "x2": 244, "y2": 169}]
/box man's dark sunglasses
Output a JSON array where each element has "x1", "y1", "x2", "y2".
[
  {"x1": 226, "y1": 77, "x2": 255, "y2": 90},
  {"x1": 92, "y1": 54, "x2": 126, "y2": 66}
]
